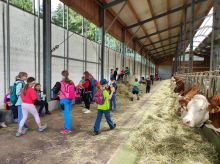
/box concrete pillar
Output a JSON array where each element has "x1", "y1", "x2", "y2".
[{"x1": 211, "y1": 0, "x2": 220, "y2": 70}]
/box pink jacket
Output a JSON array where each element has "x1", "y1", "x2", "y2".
[
  {"x1": 21, "y1": 86, "x2": 38, "y2": 104},
  {"x1": 59, "y1": 80, "x2": 75, "y2": 100}
]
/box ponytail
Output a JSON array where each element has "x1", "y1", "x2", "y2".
[
  {"x1": 23, "y1": 77, "x2": 36, "y2": 96},
  {"x1": 23, "y1": 84, "x2": 29, "y2": 96}
]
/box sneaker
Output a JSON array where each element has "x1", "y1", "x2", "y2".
[
  {"x1": 16, "y1": 129, "x2": 27, "y2": 137},
  {"x1": 84, "y1": 109, "x2": 91, "y2": 114},
  {"x1": 82, "y1": 108, "x2": 88, "y2": 112},
  {"x1": 60, "y1": 129, "x2": 72, "y2": 134},
  {"x1": 38, "y1": 124, "x2": 47, "y2": 132},
  {"x1": 92, "y1": 131, "x2": 100, "y2": 136},
  {"x1": 110, "y1": 123, "x2": 116, "y2": 130},
  {"x1": 0, "y1": 122, "x2": 7, "y2": 128},
  {"x1": 45, "y1": 111, "x2": 51, "y2": 115},
  {"x1": 23, "y1": 127, "x2": 29, "y2": 134},
  {"x1": 16, "y1": 132, "x2": 22, "y2": 137}
]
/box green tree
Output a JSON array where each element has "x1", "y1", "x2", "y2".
[
  {"x1": 52, "y1": 4, "x2": 97, "y2": 41},
  {"x1": 10, "y1": 0, "x2": 33, "y2": 12}
]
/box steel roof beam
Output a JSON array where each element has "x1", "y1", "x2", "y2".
[
  {"x1": 153, "y1": 51, "x2": 176, "y2": 58},
  {"x1": 149, "y1": 42, "x2": 177, "y2": 51},
  {"x1": 138, "y1": 13, "x2": 211, "y2": 41},
  {"x1": 104, "y1": 0, "x2": 127, "y2": 9},
  {"x1": 125, "y1": 0, "x2": 206, "y2": 30},
  {"x1": 144, "y1": 35, "x2": 179, "y2": 47},
  {"x1": 138, "y1": 24, "x2": 180, "y2": 40},
  {"x1": 150, "y1": 47, "x2": 177, "y2": 56}
]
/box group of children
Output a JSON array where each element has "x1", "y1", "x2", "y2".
[
  {"x1": 110, "y1": 67, "x2": 131, "y2": 82},
  {"x1": 1, "y1": 68, "x2": 154, "y2": 137},
  {"x1": 1, "y1": 72, "x2": 50, "y2": 136}
]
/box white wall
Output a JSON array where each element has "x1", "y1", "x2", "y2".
[{"x1": 158, "y1": 65, "x2": 172, "y2": 80}]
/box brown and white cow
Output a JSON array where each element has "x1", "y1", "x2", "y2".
[
  {"x1": 206, "y1": 94, "x2": 220, "y2": 131},
  {"x1": 182, "y1": 94, "x2": 209, "y2": 127}
]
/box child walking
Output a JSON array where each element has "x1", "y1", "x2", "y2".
[
  {"x1": 59, "y1": 70, "x2": 75, "y2": 134},
  {"x1": 132, "y1": 78, "x2": 140, "y2": 100},
  {"x1": 93, "y1": 79, "x2": 116, "y2": 135},
  {"x1": 110, "y1": 77, "x2": 117, "y2": 112},
  {"x1": 146, "y1": 77, "x2": 151, "y2": 93},
  {"x1": 16, "y1": 77, "x2": 47, "y2": 137},
  {"x1": 34, "y1": 83, "x2": 51, "y2": 116},
  {"x1": 13, "y1": 72, "x2": 28, "y2": 129}
]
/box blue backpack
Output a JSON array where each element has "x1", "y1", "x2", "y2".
[{"x1": 10, "y1": 81, "x2": 24, "y2": 105}]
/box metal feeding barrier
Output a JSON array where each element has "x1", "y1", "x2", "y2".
[{"x1": 176, "y1": 70, "x2": 220, "y2": 98}]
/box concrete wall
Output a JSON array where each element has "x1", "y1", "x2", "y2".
[
  {"x1": 158, "y1": 65, "x2": 172, "y2": 80},
  {"x1": 0, "y1": 2, "x2": 149, "y2": 104}
]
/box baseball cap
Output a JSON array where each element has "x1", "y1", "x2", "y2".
[{"x1": 100, "y1": 79, "x2": 108, "y2": 85}]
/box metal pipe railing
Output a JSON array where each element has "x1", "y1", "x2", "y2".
[{"x1": 175, "y1": 70, "x2": 220, "y2": 97}]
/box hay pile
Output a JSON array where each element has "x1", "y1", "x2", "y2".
[
  {"x1": 128, "y1": 80, "x2": 218, "y2": 164},
  {"x1": 117, "y1": 82, "x2": 146, "y2": 105}
]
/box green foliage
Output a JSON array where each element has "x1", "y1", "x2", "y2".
[
  {"x1": 10, "y1": 0, "x2": 33, "y2": 12},
  {"x1": 52, "y1": 4, "x2": 96, "y2": 41}
]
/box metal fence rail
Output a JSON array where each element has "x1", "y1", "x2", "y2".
[{"x1": 176, "y1": 70, "x2": 220, "y2": 97}]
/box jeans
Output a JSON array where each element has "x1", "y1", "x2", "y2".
[
  {"x1": 60, "y1": 98, "x2": 72, "y2": 130},
  {"x1": 17, "y1": 105, "x2": 22, "y2": 129},
  {"x1": 10, "y1": 105, "x2": 18, "y2": 119},
  {"x1": 37, "y1": 100, "x2": 49, "y2": 114},
  {"x1": 94, "y1": 109, "x2": 115, "y2": 132},
  {"x1": 110, "y1": 94, "x2": 117, "y2": 111}
]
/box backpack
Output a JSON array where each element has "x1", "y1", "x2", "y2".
[
  {"x1": 90, "y1": 79, "x2": 95, "y2": 88},
  {"x1": 94, "y1": 89, "x2": 105, "y2": 105},
  {"x1": 51, "y1": 82, "x2": 61, "y2": 100},
  {"x1": 94, "y1": 79, "x2": 98, "y2": 87},
  {"x1": 60, "y1": 81, "x2": 76, "y2": 100},
  {"x1": 10, "y1": 81, "x2": 24, "y2": 105}
]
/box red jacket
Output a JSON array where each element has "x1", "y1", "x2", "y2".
[{"x1": 21, "y1": 86, "x2": 38, "y2": 104}]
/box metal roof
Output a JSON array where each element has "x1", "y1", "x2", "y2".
[
  {"x1": 104, "y1": 0, "x2": 213, "y2": 59},
  {"x1": 62, "y1": 0, "x2": 213, "y2": 60}
]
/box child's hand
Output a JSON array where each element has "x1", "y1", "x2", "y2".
[{"x1": 111, "y1": 87, "x2": 115, "y2": 92}]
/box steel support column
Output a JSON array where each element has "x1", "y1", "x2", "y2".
[
  {"x1": 66, "y1": 7, "x2": 69, "y2": 70},
  {"x1": 37, "y1": 0, "x2": 41, "y2": 82},
  {"x1": 122, "y1": 29, "x2": 126, "y2": 68},
  {"x1": 189, "y1": 0, "x2": 195, "y2": 73},
  {"x1": 2, "y1": 3, "x2": 6, "y2": 94},
  {"x1": 43, "y1": 0, "x2": 52, "y2": 99},
  {"x1": 63, "y1": 4, "x2": 66, "y2": 69},
  {"x1": 6, "y1": 0, "x2": 10, "y2": 89},
  {"x1": 211, "y1": 0, "x2": 220, "y2": 70},
  {"x1": 100, "y1": 7, "x2": 105, "y2": 79},
  {"x1": 140, "y1": 49, "x2": 143, "y2": 77},
  {"x1": 33, "y1": 0, "x2": 37, "y2": 78},
  {"x1": 182, "y1": 5, "x2": 187, "y2": 73},
  {"x1": 133, "y1": 41, "x2": 136, "y2": 75}
]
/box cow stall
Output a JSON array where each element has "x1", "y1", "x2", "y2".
[{"x1": 172, "y1": 71, "x2": 220, "y2": 155}]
